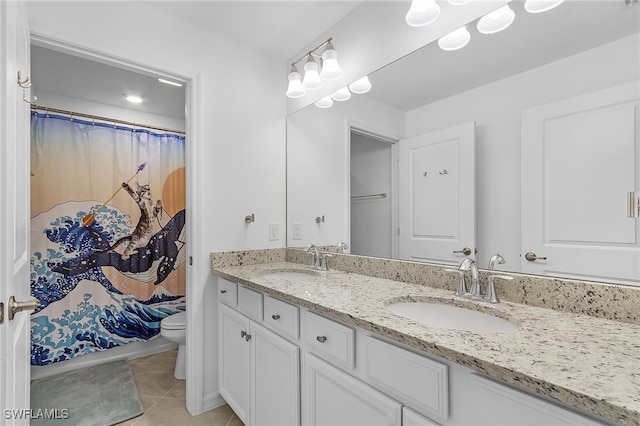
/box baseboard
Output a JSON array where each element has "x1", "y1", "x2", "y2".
[{"x1": 203, "y1": 392, "x2": 227, "y2": 413}]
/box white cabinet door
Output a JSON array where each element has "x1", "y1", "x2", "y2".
[
  {"x1": 521, "y1": 82, "x2": 640, "y2": 284},
  {"x1": 399, "y1": 122, "x2": 476, "y2": 265},
  {"x1": 304, "y1": 353, "x2": 402, "y2": 426},
  {"x1": 0, "y1": 1, "x2": 32, "y2": 423},
  {"x1": 471, "y1": 375, "x2": 603, "y2": 426},
  {"x1": 250, "y1": 321, "x2": 300, "y2": 426},
  {"x1": 219, "y1": 304, "x2": 250, "y2": 424}
]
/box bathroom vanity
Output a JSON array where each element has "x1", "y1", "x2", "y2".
[{"x1": 211, "y1": 249, "x2": 639, "y2": 426}]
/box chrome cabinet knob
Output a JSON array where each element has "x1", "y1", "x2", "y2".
[
  {"x1": 524, "y1": 252, "x2": 547, "y2": 262},
  {"x1": 271, "y1": 314, "x2": 280, "y2": 320},
  {"x1": 316, "y1": 336, "x2": 327, "y2": 343}
]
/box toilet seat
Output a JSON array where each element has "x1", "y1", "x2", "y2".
[{"x1": 161, "y1": 311, "x2": 186, "y2": 330}]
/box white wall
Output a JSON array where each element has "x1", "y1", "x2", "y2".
[
  {"x1": 287, "y1": 93, "x2": 404, "y2": 248},
  {"x1": 405, "y1": 34, "x2": 640, "y2": 270},
  {"x1": 26, "y1": 1, "x2": 286, "y2": 414}
]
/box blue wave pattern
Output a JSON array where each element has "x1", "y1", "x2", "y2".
[{"x1": 30, "y1": 206, "x2": 185, "y2": 366}]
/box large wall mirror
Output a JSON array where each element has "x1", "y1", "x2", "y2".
[{"x1": 287, "y1": 0, "x2": 640, "y2": 285}]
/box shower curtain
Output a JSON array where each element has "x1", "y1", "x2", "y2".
[{"x1": 30, "y1": 111, "x2": 186, "y2": 366}]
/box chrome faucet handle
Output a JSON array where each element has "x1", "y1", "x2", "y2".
[
  {"x1": 304, "y1": 244, "x2": 320, "y2": 269},
  {"x1": 320, "y1": 253, "x2": 333, "y2": 271},
  {"x1": 485, "y1": 275, "x2": 513, "y2": 304},
  {"x1": 445, "y1": 268, "x2": 467, "y2": 296}
]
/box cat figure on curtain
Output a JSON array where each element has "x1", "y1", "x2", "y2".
[{"x1": 101, "y1": 182, "x2": 163, "y2": 260}]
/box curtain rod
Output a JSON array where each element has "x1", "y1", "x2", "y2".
[{"x1": 30, "y1": 104, "x2": 186, "y2": 135}]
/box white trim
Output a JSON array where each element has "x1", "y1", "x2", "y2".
[
  {"x1": 203, "y1": 392, "x2": 228, "y2": 412},
  {"x1": 27, "y1": 32, "x2": 204, "y2": 414}
]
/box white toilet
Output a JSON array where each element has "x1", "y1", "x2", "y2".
[{"x1": 160, "y1": 311, "x2": 186, "y2": 379}]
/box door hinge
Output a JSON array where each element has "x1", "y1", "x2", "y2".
[
  {"x1": 189, "y1": 256, "x2": 193, "y2": 266},
  {"x1": 0, "y1": 302, "x2": 4, "y2": 325}
]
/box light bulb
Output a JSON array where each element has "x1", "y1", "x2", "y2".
[
  {"x1": 320, "y1": 42, "x2": 343, "y2": 81},
  {"x1": 405, "y1": 0, "x2": 441, "y2": 27},
  {"x1": 330, "y1": 87, "x2": 351, "y2": 102},
  {"x1": 477, "y1": 5, "x2": 515, "y2": 35},
  {"x1": 524, "y1": 0, "x2": 565, "y2": 13},
  {"x1": 126, "y1": 95, "x2": 143, "y2": 103},
  {"x1": 314, "y1": 96, "x2": 333, "y2": 108},
  {"x1": 348, "y1": 76, "x2": 372, "y2": 94},
  {"x1": 438, "y1": 26, "x2": 471, "y2": 51},
  {"x1": 302, "y1": 56, "x2": 322, "y2": 90},
  {"x1": 285, "y1": 66, "x2": 306, "y2": 98}
]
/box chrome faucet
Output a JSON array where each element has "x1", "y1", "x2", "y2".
[
  {"x1": 304, "y1": 244, "x2": 320, "y2": 269},
  {"x1": 458, "y1": 258, "x2": 481, "y2": 299},
  {"x1": 336, "y1": 242, "x2": 349, "y2": 253},
  {"x1": 488, "y1": 254, "x2": 506, "y2": 270}
]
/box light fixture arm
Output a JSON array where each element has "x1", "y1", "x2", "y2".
[{"x1": 291, "y1": 38, "x2": 334, "y2": 68}]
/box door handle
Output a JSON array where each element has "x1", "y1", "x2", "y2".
[
  {"x1": 8, "y1": 296, "x2": 40, "y2": 321},
  {"x1": 453, "y1": 247, "x2": 472, "y2": 256},
  {"x1": 524, "y1": 252, "x2": 547, "y2": 262}
]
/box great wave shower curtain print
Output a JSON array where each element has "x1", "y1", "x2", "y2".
[{"x1": 30, "y1": 111, "x2": 186, "y2": 365}]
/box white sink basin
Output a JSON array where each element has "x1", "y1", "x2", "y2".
[
  {"x1": 259, "y1": 269, "x2": 321, "y2": 280},
  {"x1": 386, "y1": 302, "x2": 517, "y2": 333}
]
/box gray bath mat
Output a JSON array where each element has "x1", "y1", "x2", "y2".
[{"x1": 31, "y1": 359, "x2": 144, "y2": 426}]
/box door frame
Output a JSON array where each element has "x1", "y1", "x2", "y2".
[
  {"x1": 346, "y1": 120, "x2": 400, "y2": 258},
  {"x1": 27, "y1": 33, "x2": 204, "y2": 414}
]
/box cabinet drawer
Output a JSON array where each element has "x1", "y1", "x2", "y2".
[
  {"x1": 304, "y1": 311, "x2": 355, "y2": 370},
  {"x1": 403, "y1": 407, "x2": 440, "y2": 426},
  {"x1": 264, "y1": 295, "x2": 299, "y2": 340},
  {"x1": 365, "y1": 336, "x2": 448, "y2": 421},
  {"x1": 218, "y1": 278, "x2": 238, "y2": 307},
  {"x1": 237, "y1": 285, "x2": 263, "y2": 322}
]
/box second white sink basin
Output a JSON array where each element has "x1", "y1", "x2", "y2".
[{"x1": 386, "y1": 302, "x2": 517, "y2": 333}]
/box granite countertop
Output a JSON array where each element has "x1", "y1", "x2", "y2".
[{"x1": 212, "y1": 261, "x2": 640, "y2": 425}]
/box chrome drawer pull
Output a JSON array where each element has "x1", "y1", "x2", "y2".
[
  {"x1": 240, "y1": 330, "x2": 247, "y2": 339},
  {"x1": 316, "y1": 336, "x2": 327, "y2": 343},
  {"x1": 272, "y1": 314, "x2": 281, "y2": 320}
]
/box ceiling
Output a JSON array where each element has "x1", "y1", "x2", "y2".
[{"x1": 30, "y1": 1, "x2": 640, "y2": 118}]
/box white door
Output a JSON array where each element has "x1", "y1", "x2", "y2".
[
  {"x1": 219, "y1": 304, "x2": 250, "y2": 424},
  {"x1": 521, "y1": 82, "x2": 640, "y2": 284},
  {"x1": 250, "y1": 321, "x2": 300, "y2": 426},
  {"x1": 1, "y1": 1, "x2": 33, "y2": 424},
  {"x1": 399, "y1": 122, "x2": 476, "y2": 265}
]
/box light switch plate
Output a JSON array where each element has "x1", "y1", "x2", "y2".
[
  {"x1": 293, "y1": 223, "x2": 302, "y2": 240},
  {"x1": 269, "y1": 223, "x2": 279, "y2": 241}
]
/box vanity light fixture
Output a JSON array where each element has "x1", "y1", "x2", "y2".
[
  {"x1": 524, "y1": 0, "x2": 565, "y2": 13},
  {"x1": 348, "y1": 76, "x2": 372, "y2": 94},
  {"x1": 438, "y1": 26, "x2": 471, "y2": 51},
  {"x1": 286, "y1": 65, "x2": 306, "y2": 98},
  {"x1": 126, "y1": 95, "x2": 143, "y2": 104},
  {"x1": 314, "y1": 96, "x2": 334, "y2": 109},
  {"x1": 447, "y1": 0, "x2": 473, "y2": 4},
  {"x1": 330, "y1": 86, "x2": 351, "y2": 102},
  {"x1": 477, "y1": 4, "x2": 515, "y2": 34},
  {"x1": 319, "y1": 41, "x2": 343, "y2": 81},
  {"x1": 302, "y1": 56, "x2": 322, "y2": 90},
  {"x1": 405, "y1": 0, "x2": 441, "y2": 27},
  {"x1": 286, "y1": 38, "x2": 344, "y2": 98}
]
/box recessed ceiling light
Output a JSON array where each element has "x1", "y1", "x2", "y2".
[
  {"x1": 126, "y1": 95, "x2": 143, "y2": 104},
  {"x1": 158, "y1": 78, "x2": 183, "y2": 87}
]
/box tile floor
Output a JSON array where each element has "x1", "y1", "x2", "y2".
[{"x1": 117, "y1": 349, "x2": 244, "y2": 426}]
